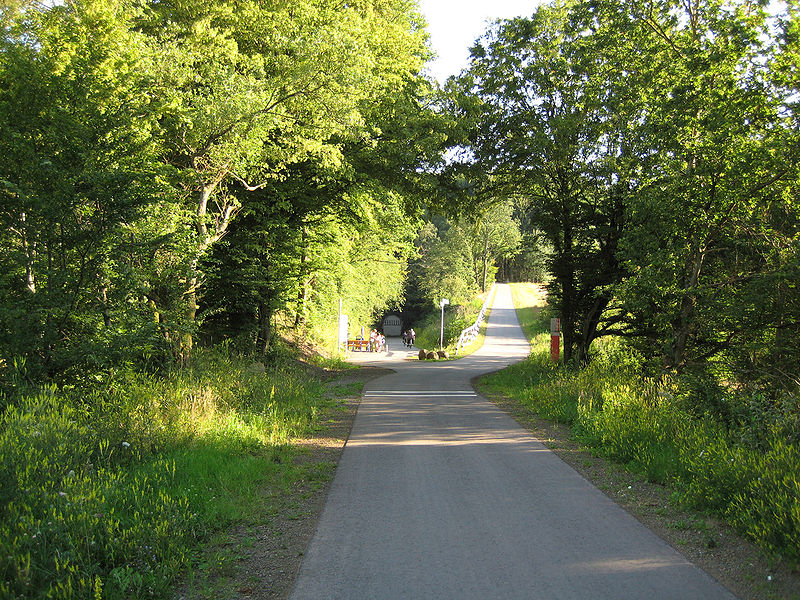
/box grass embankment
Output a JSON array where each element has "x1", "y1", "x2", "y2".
[
  {"x1": 480, "y1": 283, "x2": 800, "y2": 569},
  {"x1": 414, "y1": 286, "x2": 496, "y2": 358},
  {"x1": 0, "y1": 348, "x2": 359, "y2": 599}
]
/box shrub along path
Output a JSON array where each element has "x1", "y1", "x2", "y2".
[{"x1": 287, "y1": 284, "x2": 736, "y2": 599}]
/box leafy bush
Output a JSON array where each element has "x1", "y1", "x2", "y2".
[
  {"x1": 726, "y1": 438, "x2": 800, "y2": 562},
  {"x1": 481, "y1": 338, "x2": 800, "y2": 564},
  {"x1": 678, "y1": 434, "x2": 757, "y2": 512},
  {"x1": 0, "y1": 348, "x2": 333, "y2": 598}
]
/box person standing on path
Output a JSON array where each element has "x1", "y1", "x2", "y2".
[{"x1": 369, "y1": 328, "x2": 377, "y2": 352}]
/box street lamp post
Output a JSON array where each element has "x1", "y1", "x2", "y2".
[{"x1": 439, "y1": 298, "x2": 450, "y2": 351}]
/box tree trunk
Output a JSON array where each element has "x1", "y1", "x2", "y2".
[
  {"x1": 669, "y1": 247, "x2": 705, "y2": 370},
  {"x1": 561, "y1": 295, "x2": 575, "y2": 364},
  {"x1": 557, "y1": 193, "x2": 575, "y2": 364},
  {"x1": 21, "y1": 212, "x2": 35, "y2": 294},
  {"x1": 181, "y1": 175, "x2": 233, "y2": 362},
  {"x1": 554, "y1": 249, "x2": 577, "y2": 364},
  {"x1": 295, "y1": 226, "x2": 309, "y2": 329},
  {"x1": 575, "y1": 294, "x2": 611, "y2": 365},
  {"x1": 101, "y1": 285, "x2": 111, "y2": 328},
  {"x1": 183, "y1": 264, "x2": 199, "y2": 365},
  {"x1": 182, "y1": 179, "x2": 223, "y2": 362}
]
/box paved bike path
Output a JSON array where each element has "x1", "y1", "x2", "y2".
[{"x1": 289, "y1": 284, "x2": 736, "y2": 599}]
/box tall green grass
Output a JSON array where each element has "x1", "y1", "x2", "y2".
[
  {"x1": 480, "y1": 285, "x2": 800, "y2": 567},
  {"x1": 414, "y1": 289, "x2": 493, "y2": 354},
  {"x1": 507, "y1": 282, "x2": 549, "y2": 344},
  {"x1": 0, "y1": 347, "x2": 341, "y2": 599}
]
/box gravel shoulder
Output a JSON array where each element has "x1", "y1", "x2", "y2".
[{"x1": 186, "y1": 363, "x2": 799, "y2": 600}]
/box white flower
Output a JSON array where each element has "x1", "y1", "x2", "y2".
[
  {"x1": 58, "y1": 492, "x2": 67, "y2": 498},
  {"x1": 121, "y1": 441, "x2": 130, "y2": 448}
]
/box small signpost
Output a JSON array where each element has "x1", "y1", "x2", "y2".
[
  {"x1": 550, "y1": 318, "x2": 560, "y2": 362},
  {"x1": 337, "y1": 298, "x2": 348, "y2": 353},
  {"x1": 439, "y1": 298, "x2": 450, "y2": 351},
  {"x1": 338, "y1": 313, "x2": 349, "y2": 353}
]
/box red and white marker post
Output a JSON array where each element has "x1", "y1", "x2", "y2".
[{"x1": 550, "y1": 318, "x2": 560, "y2": 362}]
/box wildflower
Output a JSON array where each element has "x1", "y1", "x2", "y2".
[
  {"x1": 58, "y1": 492, "x2": 67, "y2": 498},
  {"x1": 121, "y1": 441, "x2": 131, "y2": 448}
]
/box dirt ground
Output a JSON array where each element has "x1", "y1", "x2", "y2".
[{"x1": 183, "y1": 365, "x2": 799, "y2": 600}]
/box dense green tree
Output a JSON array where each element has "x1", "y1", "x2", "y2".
[
  {"x1": 465, "y1": 202, "x2": 521, "y2": 292},
  {"x1": 0, "y1": 0, "x2": 447, "y2": 389},
  {"x1": 411, "y1": 219, "x2": 478, "y2": 308},
  {"x1": 194, "y1": 0, "x2": 439, "y2": 354},
  {"x1": 453, "y1": 0, "x2": 799, "y2": 395},
  {"x1": 497, "y1": 233, "x2": 550, "y2": 283},
  {"x1": 128, "y1": 0, "x2": 433, "y2": 357},
  {"x1": 0, "y1": 0, "x2": 169, "y2": 381},
  {"x1": 612, "y1": 0, "x2": 799, "y2": 392},
  {"x1": 201, "y1": 156, "x2": 420, "y2": 355},
  {"x1": 408, "y1": 200, "x2": 522, "y2": 314},
  {"x1": 452, "y1": 1, "x2": 639, "y2": 363}
]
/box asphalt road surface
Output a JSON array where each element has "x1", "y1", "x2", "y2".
[{"x1": 289, "y1": 284, "x2": 737, "y2": 599}]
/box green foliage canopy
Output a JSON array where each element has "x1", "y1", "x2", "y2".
[
  {"x1": 452, "y1": 0, "x2": 800, "y2": 396},
  {"x1": 0, "y1": 0, "x2": 446, "y2": 388}
]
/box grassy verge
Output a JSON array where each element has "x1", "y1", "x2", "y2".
[
  {"x1": 507, "y1": 282, "x2": 549, "y2": 344},
  {"x1": 0, "y1": 347, "x2": 359, "y2": 599},
  {"x1": 479, "y1": 283, "x2": 800, "y2": 571},
  {"x1": 453, "y1": 285, "x2": 497, "y2": 358},
  {"x1": 414, "y1": 287, "x2": 496, "y2": 358}
]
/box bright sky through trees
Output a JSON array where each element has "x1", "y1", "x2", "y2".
[{"x1": 419, "y1": 0, "x2": 548, "y2": 82}]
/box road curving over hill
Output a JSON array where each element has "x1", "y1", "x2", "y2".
[{"x1": 288, "y1": 283, "x2": 737, "y2": 600}]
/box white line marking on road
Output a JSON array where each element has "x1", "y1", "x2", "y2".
[{"x1": 364, "y1": 391, "x2": 477, "y2": 397}]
